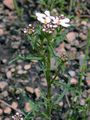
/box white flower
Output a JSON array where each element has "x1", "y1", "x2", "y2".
[
  {"x1": 59, "y1": 18, "x2": 70, "y2": 27},
  {"x1": 35, "y1": 10, "x2": 70, "y2": 28},
  {"x1": 35, "y1": 10, "x2": 51, "y2": 24},
  {"x1": 52, "y1": 16, "x2": 70, "y2": 27},
  {"x1": 44, "y1": 10, "x2": 50, "y2": 16}
]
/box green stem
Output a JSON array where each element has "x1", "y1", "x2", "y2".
[{"x1": 46, "y1": 47, "x2": 52, "y2": 120}]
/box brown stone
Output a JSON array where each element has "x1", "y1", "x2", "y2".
[
  {"x1": 34, "y1": 88, "x2": 41, "y2": 100},
  {"x1": 66, "y1": 32, "x2": 78, "y2": 43},
  {"x1": 3, "y1": 0, "x2": 14, "y2": 10},
  {"x1": 6, "y1": 70, "x2": 12, "y2": 79},
  {"x1": 24, "y1": 64, "x2": 31, "y2": 70},
  {"x1": 11, "y1": 102, "x2": 18, "y2": 109},
  {"x1": 0, "y1": 82, "x2": 8, "y2": 91},
  {"x1": 70, "y1": 78, "x2": 78, "y2": 85},
  {"x1": 1, "y1": 91, "x2": 8, "y2": 98},
  {"x1": 25, "y1": 87, "x2": 34, "y2": 94},
  {"x1": 4, "y1": 107, "x2": 11, "y2": 114},
  {"x1": 0, "y1": 108, "x2": 3, "y2": 115},
  {"x1": 0, "y1": 29, "x2": 4, "y2": 36},
  {"x1": 24, "y1": 102, "x2": 31, "y2": 112},
  {"x1": 86, "y1": 80, "x2": 90, "y2": 86},
  {"x1": 79, "y1": 33, "x2": 87, "y2": 41}
]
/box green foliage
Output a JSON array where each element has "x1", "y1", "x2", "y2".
[
  {"x1": 38, "y1": 0, "x2": 65, "y2": 12},
  {"x1": 13, "y1": 0, "x2": 24, "y2": 20}
]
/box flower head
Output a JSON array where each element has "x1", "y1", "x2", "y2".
[
  {"x1": 12, "y1": 112, "x2": 24, "y2": 120},
  {"x1": 35, "y1": 10, "x2": 70, "y2": 28},
  {"x1": 52, "y1": 15, "x2": 70, "y2": 27},
  {"x1": 35, "y1": 10, "x2": 51, "y2": 24},
  {"x1": 23, "y1": 24, "x2": 35, "y2": 34}
]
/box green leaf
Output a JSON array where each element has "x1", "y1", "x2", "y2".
[{"x1": 54, "y1": 81, "x2": 71, "y2": 104}]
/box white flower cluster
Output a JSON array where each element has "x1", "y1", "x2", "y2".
[
  {"x1": 24, "y1": 10, "x2": 70, "y2": 34},
  {"x1": 12, "y1": 112, "x2": 24, "y2": 120},
  {"x1": 35, "y1": 10, "x2": 70, "y2": 33}
]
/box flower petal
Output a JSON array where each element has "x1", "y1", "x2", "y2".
[
  {"x1": 60, "y1": 18, "x2": 70, "y2": 23},
  {"x1": 44, "y1": 10, "x2": 50, "y2": 16},
  {"x1": 37, "y1": 17, "x2": 45, "y2": 23},
  {"x1": 35, "y1": 12, "x2": 46, "y2": 18},
  {"x1": 60, "y1": 22, "x2": 70, "y2": 27}
]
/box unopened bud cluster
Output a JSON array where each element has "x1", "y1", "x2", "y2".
[
  {"x1": 24, "y1": 24, "x2": 35, "y2": 34},
  {"x1": 12, "y1": 112, "x2": 24, "y2": 120}
]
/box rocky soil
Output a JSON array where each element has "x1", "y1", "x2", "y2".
[{"x1": 0, "y1": 0, "x2": 90, "y2": 120}]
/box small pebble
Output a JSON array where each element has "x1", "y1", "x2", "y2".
[
  {"x1": 70, "y1": 78, "x2": 78, "y2": 85},
  {"x1": 0, "y1": 108, "x2": 3, "y2": 115},
  {"x1": 10, "y1": 68, "x2": 15, "y2": 72},
  {"x1": 79, "y1": 33, "x2": 87, "y2": 41},
  {"x1": 59, "y1": 102, "x2": 63, "y2": 107},
  {"x1": 3, "y1": 0, "x2": 14, "y2": 10},
  {"x1": 11, "y1": 102, "x2": 18, "y2": 109},
  {"x1": 25, "y1": 86, "x2": 34, "y2": 94},
  {"x1": 24, "y1": 102, "x2": 31, "y2": 112},
  {"x1": 66, "y1": 32, "x2": 77, "y2": 43},
  {"x1": 4, "y1": 107, "x2": 12, "y2": 114},
  {"x1": 80, "y1": 99, "x2": 85, "y2": 106},
  {"x1": 24, "y1": 64, "x2": 31, "y2": 70},
  {"x1": 6, "y1": 70, "x2": 12, "y2": 79},
  {"x1": 1, "y1": 91, "x2": 8, "y2": 98},
  {"x1": 1, "y1": 59, "x2": 7, "y2": 64},
  {"x1": 68, "y1": 70, "x2": 76, "y2": 77},
  {"x1": 34, "y1": 88, "x2": 41, "y2": 100},
  {"x1": 0, "y1": 81, "x2": 8, "y2": 91}
]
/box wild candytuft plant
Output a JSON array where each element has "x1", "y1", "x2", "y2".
[{"x1": 22, "y1": 10, "x2": 70, "y2": 120}]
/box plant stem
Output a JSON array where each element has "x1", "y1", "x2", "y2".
[{"x1": 45, "y1": 46, "x2": 52, "y2": 120}]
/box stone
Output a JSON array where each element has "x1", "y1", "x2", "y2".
[
  {"x1": 0, "y1": 28, "x2": 4, "y2": 36},
  {"x1": 80, "y1": 99, "x2": 85, "y2": 106},
  {"x1": 86, "y1": 74, "x2": 90, "y2": 81},
  {"x1": 6, "y1": 70, "x2": 12, "y2": 79},
  {"x1": 24, "y1": 102, "x2": 31, "y2": 112},
  {"x1": 24, "y1": 64, "x2": 31, "y2": 70},
  {"x1": 70, "y1": 78, "x2": 78, "y2": 85},
  {"x1": 79, "y1": 52, "x2": 85, "y2": 67},
  {"x1": 11, "y1": 42, "x2": 20, "y2": 49},
  {"x1": 66, "y1": 32, "x2": 77, "y2": 43},
  {"x1": 86, "y1": 73, "x2": 90, "y2": 86},
  {"x1": 79, "y1": 33, "x2": 87, "y2": 41},
  {"x1": 16, "y1": 65, "x2": 22, "y2": 70},
  {"x1": 1, "y1": 91, "x2": 8, "y2": 98},
  {"x1": 0, "y1": 108, "x2": 3, "y2": 115},
  {"x1": 17, "y1": 70, "x2": 24, "y2": 75},
  {"x1": 25, "y1": 87, "x2": 34, "y2": 94},
  {"x1": 65, "y1": 43, "x2": 71, "y2": 50},
  {"x1": 3, "y1": 0, "x2": 14, "y2": 10},
  {"x1": 15, "y1": 88, "x2": 23, "y2": 95},
  {"x1": 22, "y1": 70, "x2": 27, "y2": 74},
  {"x1": 51, "y1": 58, "x2": 56, "y2": 70},
  {"x1": 34, "y1": 88, "x2": 41, "y2": 100},
  {"x1": 0, "y1": 117, "x2": 3, "y2": 120},
  {"x1": 11, "y1": 102, "x2": 18, "y2": 109},
  {"x1": 10, "y1": 68, "x2": 15, "y2": 72},
  {"x1": 4, "y1": 118, "x2": 11, "y2": 120},
  {"x1": 59, "y1": 101, "x2": 63, "y2": 107},
  {"x1": 18, "y1": 79, "x2": 29, "y2": 85},
  {"x1": 4, "y1": 107, "x2": 12, "y2": 114},
  {"x1": 1, "y1": 59, "x2": 7, "y2": 64},
  {"x1": 86, "y1": 80, "x2": 90, "y2": 86},
  {"x1": 41, "y1": 77, "x2": 47, "y2": 87},
  {"x1": 68, "y1": 70, "x2": 76, "y2": 77},
  {"x1": 0, "y1": 81, "x2": 8, "y2": 91},
  {"x1": 81, "y1": 21, "x2": 87, "y2": 26}
]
